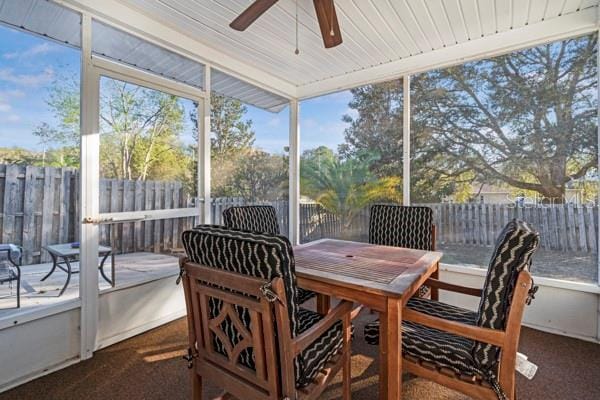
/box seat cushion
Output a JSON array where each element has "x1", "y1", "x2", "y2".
[
  {"x1": 402, "y1": 320, "x2": 482, "y2": 376},
  {"x1": 364, "y1": 298, "x2": 477, "y2": 345},
  {"x1": 295, "y1": 308, "x2": 345, "y2": 388},
  {"x1": 0, "y1": 244, "x2": 21, "y2": 265},
  {"x1": 297, "y1": 287, "x2": 317, "y2": 304},
  {"x1": 407, "y1": 297, "x2": 478, "y2": 324}
]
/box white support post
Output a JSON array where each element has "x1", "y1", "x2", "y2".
[
  {"x1": 79, "y1": 13, "x2": 100, "y2": 360},
  {"x1": 403, "y1": 75, "x2": 411, "y2": 206},
  {"x1": 289, "y1": 100, "x2": 300, "y2": 245},
  {"x1": 199, "y1": 66, "x2": 211, "y2": 224},
  {"x1": 596, "y1": 26, "x2": 600, "y2": 291},
  {"x1": 597, "y1": 25, "x2": 600, "y2": 340}
]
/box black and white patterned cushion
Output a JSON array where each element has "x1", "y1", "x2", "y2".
[
  {"x1": 364, "y1": 220, "x2": 539, "y2": 399},
  {"x1": 369, "y1": 204, "x2": 434, "y2": 250},
  {"x1": 182, "y1": 225, "x2": 341, "y2": 388},
  {"x1": 366, "y1": 205, "x2": 435, "y2": 337},
  {"x1": 222, "y1": 205, "x2": 316, "y2": 305},
  {"x1": 472, "y1": 219, "x2": 539, "y2": 372},
  {"x1": 296, "y1": 308, "x2": 344, "y2": 387},
  {"x1": 223, "y1": 205, "x2": 281, "y2": 235},
  {"x1": 363, "y1": 297, "x2": 477, "y2": 345},
  {"x1": 402, "y1": 320, "x2": 481, "y2": 375}
]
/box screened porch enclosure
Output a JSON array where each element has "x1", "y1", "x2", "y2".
[{"x1": 0, "y1": 0, "x2": 599, "y2": 399}]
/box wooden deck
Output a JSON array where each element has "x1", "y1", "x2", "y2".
[{"x1": 0, "y1": 252, "x2": 180, "y2": 318}]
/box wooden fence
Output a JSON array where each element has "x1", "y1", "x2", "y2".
[
  {"x1": 99, "y1": 178, "x2": 196, "y2": 257},
  {"x1": 296, "y1": 202, "x2": 599, "y2": 253},
  {"x1": 425, "y1": 203, "x2": 599, "y2": 253},
  {"x1": 1, "y1": 163, "x2": 598, "y2": 267},
  {"x1": 0, "y1": 164, "x2": 195, "y2": 265}
]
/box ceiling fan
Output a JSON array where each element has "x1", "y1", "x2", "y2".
[{"x1": 230, "y1": 0, "x2": 342, "y2": 49}]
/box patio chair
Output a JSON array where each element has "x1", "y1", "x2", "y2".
[
  {"x1": 369, "y1": 204, "x2": 437, "y2": 298},
  {"x1": 180, "y1": 225, "x2": 354, "y2": 400},
  {"x1": 0, "y1": 244, "x2": 23, "y2": 309},
  {"x1": 223, "y1": 205, "x2": 316, "y2": 305},
  {"x1": 364, "y1": 219, "x2": 540, "y2": 400}
]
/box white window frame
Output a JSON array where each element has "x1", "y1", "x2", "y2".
[{"x1": 78, "y1": 16, "x2": 212, "y2": 357}]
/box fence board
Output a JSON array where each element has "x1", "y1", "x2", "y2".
[
  {"x1": 40, "y1": 167, "x2": 55, "y2": 263},
  {"x1": 2, "y1": 165, "x2": 19, "y2": 245},
  {"x1": 22, "y1": 166, "x2": 37, "y2": 264}
]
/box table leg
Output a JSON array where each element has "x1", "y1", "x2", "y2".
[
  {"x1": 99, "y1": 252, "x2": 113, "y2": 286},
  {"x1": 316, "y1": 293, "x2": 331, "y2": 315},
  {"x1": 41, "y1": 252, "x2": 58, "y2": 282},
  {"x1": 111, "y1": 252, "x2": 115, "y2": 287},
  {"x1": 59, "y1": 257, "x2": 72, "y2": 297},
  {"x1": 379, "y1": 298, "x2": 402, "y2": 400},
  {"x1": 430, "y1": 262, "x2": 440, "y2": 301}
]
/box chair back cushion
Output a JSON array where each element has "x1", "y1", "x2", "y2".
[
  {"x1": 223, "y1": 205, "x2": 280, "y2": 235},
  {"x1": 182, "y1": 225, "x2": 301, "y2": 350},
  {"x1": 472, "y1": 219, "x2": 539, "y2": 371},
  {"x1": 369, "y1": 204, "x2": 434, "y2": 250}
]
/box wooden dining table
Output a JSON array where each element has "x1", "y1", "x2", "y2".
[{"x1": 293, "y1": 238, "x2": 442, "y2": 400}]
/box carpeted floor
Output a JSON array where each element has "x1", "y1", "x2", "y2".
[{"x1": 2, "y1": 307, "x2": 599, "y2": 400}]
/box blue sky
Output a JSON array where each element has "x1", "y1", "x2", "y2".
[
  {"x1": 248, "y1": 89, "x2": 355, "y2": 154},
  {"x1": 0, "y1": 24, "x2": 79, "y2": 149},
  {"x1": 0, "y1": 23, "x2": 353, "y2": 154}
]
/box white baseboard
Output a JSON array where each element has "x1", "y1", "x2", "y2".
[
  {"x1": 0, "y1": 357, "x2": 80, "y2": 394},
  {"x1": 95, "y1": 309, "x2": 187, "y2": 350}
]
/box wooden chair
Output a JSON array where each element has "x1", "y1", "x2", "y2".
[
  {"x1": 222, "y1": 205, "x2": 316, "y2": 305},
  {"x1": 180, "y1": 225, "x2": 354, "y2": 400},
  {"x1": 364, "y1": 219, "x2": 540, "y2": 400},
  {"x1": 368, "y1": 204, "x2": 438, "y2": 299}
]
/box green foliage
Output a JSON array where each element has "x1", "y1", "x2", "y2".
[
  {"x1": 342, "y1": 34, "x2": 598, "y2": 203},
  {"x1": 190, "y1": 92, "x2": 255, "y2": 156},
  {"x1": 46, "y1": 73, "x2": 80, "y2": 145},
  {"x1": 301, "y1": 147, "x2": 401, "y2": 234},
  {"x1": 411, "y1": 34, "x2": 598, "y2": 202},
  {"x1": 226, "y1": 149, "x2": 288, "y2": 201},
  {"x1": 99, "y1": 80, "x2": 187, "y2": 181},
  {"x1": 339, "y1": 80, "x2": 404, "y2": 177}
]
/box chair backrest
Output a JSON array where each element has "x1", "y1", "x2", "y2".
[
  {"x1": 369, "y1": 204, "x2": 434, "y2": 250},
  {"x1": 223, "y1": 205, "x2": 280, "y2": 235},
  {"x1": 472, "y1": 219, "x2": 540, "y2": 371},
  {"x1": 181, "y1": 225, "x2": 301, "y2": 398}
]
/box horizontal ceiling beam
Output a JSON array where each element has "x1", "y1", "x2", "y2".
[
  {"x1": 297, "y1": 7, "x2": 599, "y2": 99},
  {"x1": 58, "y1": 0, "x2": 297, "y2": 100}
]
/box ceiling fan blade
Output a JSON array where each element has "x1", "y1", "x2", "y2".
[
  {"x1": 313, "y1": 0, "x2": 342, "y2": 48},
  {"x1": 230, "y1": 0, "x2": 279, "y2": 31}
]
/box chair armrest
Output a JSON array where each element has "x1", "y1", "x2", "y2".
[
  {"x1": 350, "y1": 305, "x2": 364, "y2": 320},
  {"x1": 293, "y1": 300, "x2": 354, "y2": 356},
  {"x1": 425, "y1": 278, "x2": 482, "y2": 297},
  {"x1": 404, "y1": 308, "x2": 505, "y2": 347}
]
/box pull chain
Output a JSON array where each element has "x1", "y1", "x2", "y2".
[
  {"x1": 330, "y1": 0, "x2": 334, "y2": 36},
  {"x1": 294, "y1": 0, "x2": 300, "y2": 55}
]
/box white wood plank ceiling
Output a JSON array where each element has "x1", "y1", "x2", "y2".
[{"x1": 121, "y1": 0, "x2": 599, "y2": 90}]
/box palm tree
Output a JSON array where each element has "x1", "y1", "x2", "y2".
[{"x1": 301, "y1": 147, "x2": 401, "y2": 239}]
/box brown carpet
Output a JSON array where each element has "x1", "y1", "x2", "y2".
[{"x1": 2, "y1": 308, "x2": 599, "y2": 400}]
